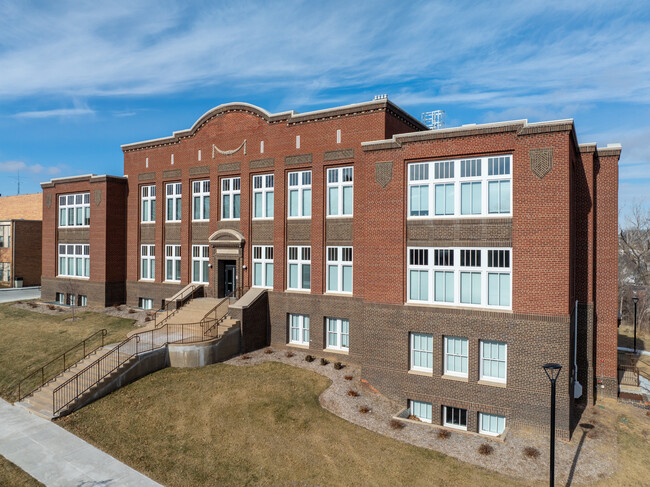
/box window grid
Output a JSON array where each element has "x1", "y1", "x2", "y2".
[
  {"x1": 165, "y1": 245, "x2": 181, "y2": 282},
  {"x1": 58, "y1": 193, "x2": 90, "y2": 227},
  {"x1": 443, "y1": 406, "x2": 468, "y2": 430},
  {"x1": 480, "y1": 340, "x2": 507, "y2": 383},
  {"x1": 326, "y1": 317, "x2": 349, "y2": 351},
  {"x1": 407, "y1": 155, "x2": 512, "y2": 219},
  {"x1": 327, "y1": 166, "x2": 353, "y2": 217},
  {"x1": 289, "y1": 313, "x2": 309, "y2": 345},
  {"x1": 287, "y1": 246, "x2": 311, "y2": 291},
  {"x1": 407, "y1": 247, "x2": 511, "y2": 310},
  {"x1": 141, "y1": 185, "x2": 156, "y2": 223},
  {"x1": 192, "y1": 180, "x2": 210, "y2": 221},
  {"x1": 166, "y1": 183, "x2": 182, "y2": 222},
  {"x1": 58, "y1": 244, "x2": 90, "y2": 278},
  {"x1": 326, "y1": 246, "x2": 353, "y2": 294},
  {"x1": 253, "y1": 174, "x2": 274, "y2": 219},
  {"x1": 140, "y1": 244, "x2": 155, "y2": 281},
  {"x1": 288, "y1": 170, "x2": 312, "y2": 218},
  {"x1": 409, "y1": 400, "x2": 433, "y2": 423},
  {"x1": 252, "y1": 245, "x2": 273, "y2": 288},
  {"x1": 192, "y1": 245, "x2": 210, "y2": 284},
  {"x1": 139, "y1": 297, "x2": 154, "y2": 310},
  {"x1": 444, "y1": 336, "x2": 468, "y2": 377},
  {"x1": 479, "y1": 412, "x2": 506, "y2": 436},
  {"x1": 410, "y1": 333, "x2": 433, "y2": 372},
  {"x1": 221, "y1": 177, "x2": 241, "y2": 220}
]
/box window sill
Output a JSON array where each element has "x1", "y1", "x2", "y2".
[
  {"x1": 220, "y1": 218, "x2": 240, "y2": 222},
  {"x1": 57, "y1": 276, "x2": 89, "y2": 280},
  {"x1": 139, "y1": 279, "x2": 155, "y2": 282},
  {"x1": 191, "y1": 219, "x2": 210, "y2": 223},
  {"x1": 287, "y1": 343, "x2": 310, "y2": 349},
  {"x1": 324, "y1": 292, "x2": 353, "y2": 297},
  {"x1": 443, "y1": 424, "x2": 468, "y2": 432},
  {"x1": 403, "y1": 301, "x2": 513, "y2": 313},
  {"x1": 324, "y1": 348, "x2": 349, "y2": 355},
  {"x1": 478, "y1": 379, "x2": 506, "y2": 388},
  {"x1": 442, "y1": 374, "x2": 468, "y2": 383},
  {"x1": 140, "y1": 221, "x2": 156, "y2": 225},
  {"x1": 408, "y1": 369, "x2": 433, "y2": 377},
  {"x1": 164, "y1": 280, "x2": 181, "y2": 284},
  {"x1": 287, "y1": 217, "x2": 311, "y2": 221},
  {"x1": 58, "y1": 226, "x2": 90, "y2": 229},
  {"x1": 165, "y1": 221, "x2": 181, "y2": 224},
  {"x1": 285, "y1": 289, "x2": 311, "y2": 294},
  {"x1": 252, "y1": 217, "x2": 274, "y2": 221},
  {"x1": 325, "y1": 215, "x2": 353, "y2": 219}
]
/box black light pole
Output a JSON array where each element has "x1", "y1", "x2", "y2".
[
  {"x1": 543, "y1": 363, "x2": 562, "y2": 487},
  {"x1": 633, "y1": 294, "x2": 639, "y2": 354}
]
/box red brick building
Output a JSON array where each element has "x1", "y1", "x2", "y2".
[{"x1": 40, "y1": 99, "x2": 620, "y2": 438}]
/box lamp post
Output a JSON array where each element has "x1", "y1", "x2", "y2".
[
  {"x1": 543, "y1": 363, "x2": 562, "y2": 487},
  {"x1": 633, "y1": 293, "x2": 639, "y2": 354}
]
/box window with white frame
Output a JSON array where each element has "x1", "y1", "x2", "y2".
[
  {"x1": 58, "y1": 193, "x2": 90, "y2": 227},
  {"x1": 58, "y1": 244, "x2": 89, "y2": 278},
  {"x1": 79, "y1": 295, "x2": 87, "y2": 307},
  {"x1": 192, "y1": 245, "x2": 209, "y2": 283},
  {"x1": 139, "y1": 297, "x2": 153, "y2": 310},
  {"x1": 253, "y1": 174, "x2": 274, "y2": 219},
  {"x1": 141, "y1": 185, "x2": 156, "y2": 223},
  {"x1": 407, "y1": 155, "x2": 512, "y2": 219},
  {"x1": 443, "y1": 406, "x2": 467, "y2": 430},
  {"x1": 165, "y1": 245, "x2": 181, "y2": 282},
  {"x1": 56, "y1": 293, "x2": 65, "y2": 304},
  {"x1": 444, "y1": 336, "x2": 468, "y2": 377},
  {"x1": 409, "y1": 400, "x2": 433, "y2": 423},
  {"x1": 140, "y1": 245, "x2": 155, "y2": 281},
  {"x1": 192, "y1": 180, "x2": 210, "y2": 221},
  {"x1": 166, "y1": 183, "x2": 182, "y2": 222},
  {"x1": 410, "y1": 333, "x2": 433, "y2": 372},
  {"x1": 406, "y1": 247, "x2": 511, "y2": 310},
  {"x1": 326, "y1": 246, "x2": 352, "y2": 293},
  {"x1": 288, "y1": 170, "x2": 311, "y2": 218},
  {"x1": 287, "y1": 246, "x2": 310, "y2": 291},
  {"x1": 479, "y1": 412, "x2": 506, "y2": 436},
  {"x1": 480, "y1": 340, "x2": 507, "y2": 383},
  {"x1": 252, "y1": 245, "x2": 273, "y2": 288},
  {"x1": 326, "y1": 317, "x2": 349, "y2": 351},
  {"x1": 221, "y1": 177, "x2": 241, "y2": 220},
  {"x1": 289, "y1": 313, "x2": 309, "y2": 346},
  {"x1": 327, "y1": 166, "x2": 353, "y2": 217}
]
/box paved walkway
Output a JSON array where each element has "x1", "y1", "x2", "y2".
[
  {"x1": 0, "y1": 286, "x2": 41, "y2": 303},
  {"x1": 0, "y1": 399, "x2": 161, "y2": 487}
]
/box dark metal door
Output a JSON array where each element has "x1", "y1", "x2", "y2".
[{"x1": 224, "y1": 265, "x2": 236, "y2": 296}]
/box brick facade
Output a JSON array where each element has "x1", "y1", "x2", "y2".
[{"x1": 40, "y1": 100, "x2": 620, "y2": 439}]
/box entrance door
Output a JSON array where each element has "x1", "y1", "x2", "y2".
[{"x1": 224, "y1": 264, "x2": 236, "y2": 297}]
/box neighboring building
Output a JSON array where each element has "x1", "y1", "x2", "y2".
[
  {"x1": 40, "y1": 99, "x2": 620, "y2": 439},
  {"x1": 0, "y1": 193, "x2": 43, "y2": 287}
]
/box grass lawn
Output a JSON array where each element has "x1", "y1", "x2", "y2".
[
  {"x1": 618, "y1": 323, "x2": 650, "y2": 380},
  {"x1": 0, "y1": 455, "x2": 43, "y2": 487},
  {"x1": 59, "y1": 362, "x2": 529, "y2": 487},
  {"x1": 0, "y1": 303, "x2": 137, "y2": 402}
]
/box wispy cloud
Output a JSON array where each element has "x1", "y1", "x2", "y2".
[
  {"x1": 13, "y1": 107, "x2": 95, "y2": 119},
  {"x1": 0, "y1": 160, "x2": 63, "y2": 176}
]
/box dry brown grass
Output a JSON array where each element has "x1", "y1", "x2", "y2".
[
  {"x1": 437, "y1": 429, "x2": 452, "y2": 439},
  {"x1": 478, "y1": 444, "x2": 494, "y2": 456},
  {"x1": 0, "y1": 455, "x2": 43, "y2": 487}
]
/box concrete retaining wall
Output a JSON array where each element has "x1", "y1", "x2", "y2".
[{"x1": 168, "y1": 326, "x2": 241, "y2": 367}]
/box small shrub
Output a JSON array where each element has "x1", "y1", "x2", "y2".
[
  {"x1": 144, "y1": 315, "x2": 152, "y2": 322},
  {"x1": 29, "y1": 302, "x2": 38, "y2": 308},
  {"x1": 333, "y1": 362, "x2": 343, "y2": 370},
  {"x1": 646, "y1": 411, "x2": 650, "y2": 417},
  {"x1": 389, "y1": 419, "x2": 405, "y2": 430},
  {"x1": 112, "y1": 303, "x2": 121, "y2": 310},
  {"x1": 408, "y1": 415, "x2": 421, "y2": 422},
  {"x1": 48, "y1": 304, "x2": 56, "y2": 310},
  {"x1": 437, "y1": 429, "x2": 451, "y2": 439},
  {"x1": 57, "y1": 308, "x2": 63, "y2": 312},
  {"x1": 285, "y1": 351, "x2": 295, "y2": 358},
  {"x1": 347, "y1": 389, "x2": 360, "y2": 397},
  {"x1": 320, "y1": 358, "x2": 329, "y2": 366},
  {"x1": 17, "y1": 301, "x2": 23, "y2": 304},
  {"x1": 478, "y1": 444, "x2": 494, "y2": 456},
  {"x1": 344, "y1": 375, "x2": 353, "y2": 381},
  {"x1": 240, "y1": 354, "x2": 251, "y2": 360},
  {"x1": 305, "y1": 355, "x2": 315, "y2": 362},
  {"x1": 128, "y1": 308, "x2": 136, "y2": 314},
  {"x1": 523, "y1": 446, "x2": 540, "y2": 459},
  {"x1": 359, "y1": 406, "x2": 371, "y2": 414},
  {"x1": 264, "y1": 348, "x2": 273, "y2": 354}
]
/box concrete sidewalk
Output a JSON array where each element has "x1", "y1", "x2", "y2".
[
  {"x1": 0, "y1": 286, "x2": 41, "y2": 303},
  {"x1": 0, "y1": 399, "x2": 161, "y2": 487}
]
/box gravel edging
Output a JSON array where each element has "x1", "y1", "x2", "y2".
[
  {"x1": 11, "y1": 302, "x2": 154, "y2": 325},
  {"x1": 225, "y1": 348, "x2": 617, "y2": 485}
]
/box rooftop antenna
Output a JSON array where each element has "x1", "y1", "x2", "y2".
[
  {"x1": 421, "y1": 110, "x2": 446, "y2": 130},
  {"x1": 17, "y1": 170, "x2": 20, "y2": 195},
  {"x1": 373, "y1": 94, "x2": 388, "y2": 101}
]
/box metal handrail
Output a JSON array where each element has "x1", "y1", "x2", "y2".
[
  {"x1": 154, "y1": 284, "x2": 203, "y2": 328},
  {"x1": 618, "y1": 364, "x2": 640, "y2": 387},
  {"x1": 17, "y1": 329, "x2": 107, "y2": 402}
]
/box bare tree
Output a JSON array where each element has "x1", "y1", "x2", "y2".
[{"x1": 61, "y1": 279, "x2": 80, "y2": 322}]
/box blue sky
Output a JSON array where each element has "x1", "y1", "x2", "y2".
[{"x1": 1, "y1": 1, "x2": 648, "y2": 222}]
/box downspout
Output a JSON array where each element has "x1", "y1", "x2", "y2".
[
  {"x1": 11, "y1": 220, "x2": 15, "y2": 287},
  {"x1": 574, "y1": 299, "x2": 583, "y2": 398}
]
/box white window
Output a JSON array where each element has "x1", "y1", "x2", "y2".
[
  {"x1": 79, "y1": 295, "x2": 87, "y2": 307},
  {"x1": 221, "y1": 177, "x2": 241, "y2": 220},
  {"x1": 336, "y1": 129, "x2": 341, "y2": 144},
  {"x1": 287, "y1": 246, "x2": 310, "y2": 291},
  {"x1": 56, "y1": 292, "x2": 65, "y2": 304},
  {"x1": 326, "y1": 317, "x2": 349, "y2": 351},
  {"x1": 58, "y1": 193, "x2": 90, "y2": 227},
  {"x1": 444, "y1": 336, "x2": 468, "y2": 377},
  {"x1": 406, "y1": 247, "x2": 511, "y2": 310},
  {"x1": 192, "y1": 245, "x2": 209, "y2": 284},
  {"x1": 407, "y1": 155, "x2": 512, "y2": 219},
  {"x1": 140, "y1": 245, "x2": 155, "y2": 281},
  {"x1": 288, "y1": 170, "x2": 311, "y2": 218},
  {"x1": 289, "y1": 313, "x2": 309, "y2": 345},
  {"x1": 326, "y1": 246, "x2": 352, "y2": 294},
  {"x1": 165, "y1": 245, "x2": 181, "y2": 282},
  {"x1": 58, "y1": 244, "x2": 89, "y2": 278},
  {"x1": 480, "y1": 340, "x2": 507, "y2": 383},
  {"x1": 410, "y1": 333, "x2": 433, "y2": 372},
  {"x1": 252, "y1": 245, "x2": 273, "y2": 288},
  {"x1": 253, "y1": 174, "x2": 274, "y2": 219},
  {"x1": 479, "y1": 413, "x2": 506, "y2": 436},
  {"x1": 443, "y1": 406, "x2": 467, "y2": 430},
  {"x1": 67, "y1": 294, "x2": 76, "y2": 306},
  {"x1": 296, "y1": 135, "x2": 300, "y2": 149},
  {"x1": 409, "y1": 400, "x2": 432, "y2": 423},
  {"x1": 192, "y1": 180, "x2": 210, "y2": 221},
  {"x1": 327, "y1": 166, "x2": 353, "y2": 217},
  {"x1": 139, "y1": 297, "x2": 154, "y2": 310},
  {"x1": 166, "y1": 183, "x2": 182, "y2": 222},
  {"x1": 141, "y1": 185, "x2": 156, "y2": 223}
]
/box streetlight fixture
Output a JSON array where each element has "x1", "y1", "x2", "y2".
[
  {"x1": 543, "y1": 363, "x2": 562, "y2": 487},
  {"x1": 633, "y1": 293, "x2": 639, "y2": 354}
]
